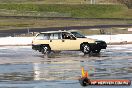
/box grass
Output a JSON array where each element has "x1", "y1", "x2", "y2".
[
  {"x1": 0, "y1": 4, "x2": 131, "y2": 18},
  {"x1": 0, "y1": 3, "x2": 131, "y2": 34},
  {"x1": 0, "y1": 17, "x2": 131, "y2": 31},
  {"x1": 0, "y1": 0, "x2": 119, "y2": 4},
  {"x1": 0, "y1": 18, "x2": 130, "y2": 27}
]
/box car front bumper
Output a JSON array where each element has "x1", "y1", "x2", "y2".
[{"x1": 90, "y1": 41, "x2": 107, "y2": 50}]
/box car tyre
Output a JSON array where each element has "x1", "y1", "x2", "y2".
[
  {"x1": 81, "y1": 44, "x2": 91, "y2": 54},
  {"x1": 41, "y1": 45, "x2": 51, "y2": 54}
]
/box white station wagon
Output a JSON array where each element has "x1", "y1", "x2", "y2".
[{"x1": 32, "y1": 30, "x2": 107, "y2": 54}]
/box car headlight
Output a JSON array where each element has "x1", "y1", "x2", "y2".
[
  {"x1": 95, "y1": 41, "x2": 100, "y2": 44},
  {"x1": 95, "y1": 41, "x2": 106, "y2": 44}
]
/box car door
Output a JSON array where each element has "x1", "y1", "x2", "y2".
[
  {"x1": 61, "y1": 32, "x2": 80, "y2": 50},
  {"x1": 48, "y1": 33, "x2": 64, "y2": 50}
]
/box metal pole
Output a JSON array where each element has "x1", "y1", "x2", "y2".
[
  {"x1": 91, "y1": 0, "x2": 93, "y2": 4},
  {"x1": 93, "y1": 0, "x2": 96, "y2": 4},
  {"x1": 91, "y1": 0, "x2": 96, "y2": 4},
  {"x1": 27, "y1": 28, "x2": 30, "y2": 34}
]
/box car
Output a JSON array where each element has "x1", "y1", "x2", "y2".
[{"x1": 32, "y1": 30, "x2": 107, "y2": 54}]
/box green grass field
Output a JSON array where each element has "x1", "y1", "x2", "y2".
[{"x1": 0, "y1": 4, "x2": 131, "y2": 18}]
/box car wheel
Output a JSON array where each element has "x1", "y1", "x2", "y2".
[
  {"x1": 92, "y1": 49, "x2": 101, "y2": 53},
  {"x1": 41, "y1": 45, "x2": 51, "y2": 54},
  {"x1": 81, "y1": 44, "x2": 91, "y2": 54}
]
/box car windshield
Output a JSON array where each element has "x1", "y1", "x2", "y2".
[{"x1": 71, "y1": 32, "x2": 86, "y2": 38}]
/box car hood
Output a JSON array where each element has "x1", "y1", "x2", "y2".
[{"x1": 76, "y1": 38, "x2": 98, "y2": 43}]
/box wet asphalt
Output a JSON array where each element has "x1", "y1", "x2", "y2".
[{"x1": 0, "y1": 44, "x2": 132, "y2": 88}]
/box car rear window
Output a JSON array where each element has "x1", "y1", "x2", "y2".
[{"x1": 35, "y1": 33, "x2": 49, "y2": 40}]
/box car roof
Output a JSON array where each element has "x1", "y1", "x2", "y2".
[
  {"x1": 68, "y1": 30, "x2": 79, "y2": 32},
  {"x1": 40, "y1": 30, "x2": 70, "y2": 34}
]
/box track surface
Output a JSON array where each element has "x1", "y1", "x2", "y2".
[{"x1": 0, "y1": 45, "x2": 131, "y2": 88}]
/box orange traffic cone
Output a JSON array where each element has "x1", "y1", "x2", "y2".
[
  {"x1": 79, "y1": 67, "x2": 91, "y2": 86},
  {"x1": 81, "y1": 67, "x2": 89, "y2": 78}
]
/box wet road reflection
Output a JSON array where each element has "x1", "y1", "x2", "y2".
[{"x1": 0, "y1": 45, "x2": 131, "y2": 88}]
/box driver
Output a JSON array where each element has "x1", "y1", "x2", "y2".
[{"x1": 62, "y1": 33, "x2": 71, "y2": 39}]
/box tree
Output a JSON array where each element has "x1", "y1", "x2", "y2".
[{"x1": 117, "y1": 0, "x2": 132, "y2": 9}]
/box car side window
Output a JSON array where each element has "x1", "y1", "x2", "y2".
[
  {"x1": 36, "y1": 33, "x2": 49, "y2": 40},
  {"x1": 54, "y1": 33, "x2": 59, "y2": 39},
  {"x1": 35, "y1": 34, "x2": 44, "y2": 40},
  {"x1": 62, "y1": 33, "x2": 71, "y2": 39},
  {"x1": 49, "y1": 33, "x2": 61, "y2": 40},
  {"x1": 43, "y1": 34, "x2": 50, "y2": 40}
]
